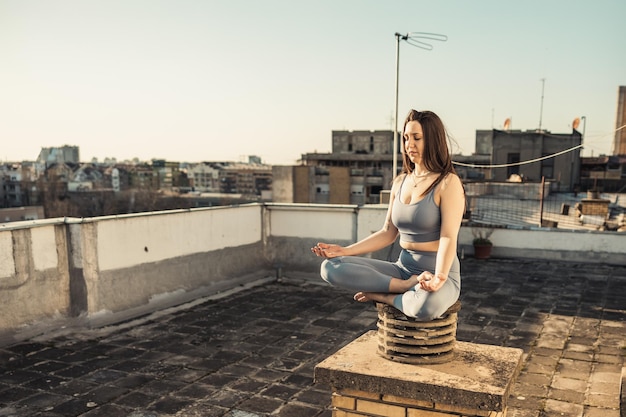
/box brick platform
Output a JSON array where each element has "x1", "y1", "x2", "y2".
[{"x1": 315, "y1": 331, "x2": 523, "y2": 416}]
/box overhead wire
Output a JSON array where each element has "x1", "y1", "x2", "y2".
[
  {"x1": 453, "y1": 144, "x2": 584, "y2": 169},
  {"x1": 453, "y1": 124, "x2": 626, "y2": 169}
]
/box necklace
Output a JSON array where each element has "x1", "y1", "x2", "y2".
[{"x1": 410, "y1": 170, "x2": 431, "y2": 187}]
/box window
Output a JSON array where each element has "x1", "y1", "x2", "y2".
[
  {"x1": 350, "y1": 185, "x2": 364, "y2": 195},
  {"x1": 316, "y1": 184, "x2": 329, "y2": 194}
]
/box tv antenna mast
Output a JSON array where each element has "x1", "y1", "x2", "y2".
[
  {"x1": 538, "y1": 78, "x2": 546, "y2": 132},
  {"x1": 392, "y1": 32, "x2": 447, "y2": 176}
]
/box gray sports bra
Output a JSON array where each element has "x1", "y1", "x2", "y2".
[{"x1": 391, "y1": 174, "x2": 441, "y2": 243}]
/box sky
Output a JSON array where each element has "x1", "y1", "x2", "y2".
[{"x1": 1, "y1": 0, "x2": 625, "y2": 165}]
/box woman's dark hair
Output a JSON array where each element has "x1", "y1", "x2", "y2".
[{"x1": 400, "y1": 109, "x2": 457, "y2": 196}]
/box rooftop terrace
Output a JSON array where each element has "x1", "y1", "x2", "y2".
[
  {"x1": 0, "y1": 204, "x2": 625, "y2": 416},
  {"x1": 1, "y1": 258, "x2": 624, "y2": 416}
]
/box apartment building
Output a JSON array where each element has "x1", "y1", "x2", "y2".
[
  {"x1": 475, "y1": 129, "x2": 582, "y2": 191},
  {"x1": 217, "y1": 162, "x2": 272, "y2": 197},
  {"x1": 37, "y1": 145, "x2": 80, "y2": 167},
  {"x1": 275, "y1": 129, "x2": 489, "y2": 205},
  {"x1": 1, "y1": 164, "x2": 24, "y2": 207},
  {"x1": 295, "y1": 130, "x2": 397, "y2": 205}
]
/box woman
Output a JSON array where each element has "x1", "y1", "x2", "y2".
[{"x1": 311, "y1": 110, "x2": 465, "y2": 320}]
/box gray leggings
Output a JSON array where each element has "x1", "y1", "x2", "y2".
[{"x1": 320, "y1": 249, "x2": 460, "y2": 320}]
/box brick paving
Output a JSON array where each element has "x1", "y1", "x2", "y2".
[{"x1": 0, "y1": 257, "x2": 624, "y2": 417}]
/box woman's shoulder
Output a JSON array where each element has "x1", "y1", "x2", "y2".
[
  {"x1": 434, "y1": 172, "x2": 462, "y2": 194},
  {"x1": 391, "y1": 173, "x2": 408, "y2": 188},
  {"x1": 441, "y1": 171, "x2": 462, "y2": 185},
  {"x1": 388, "y1": 173, "x2": 408, "y2": 201}
]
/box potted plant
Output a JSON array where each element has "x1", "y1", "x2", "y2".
[{"x1": 472, "y1": 228, "x2": 493, "y2": 260}]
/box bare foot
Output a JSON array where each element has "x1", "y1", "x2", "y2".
[
  {"x1": 353, "y1": 292, "x2": 372, "y2": 302},
  {"x1": 403, "y1": 274, "x2": 421, "y2": 291},
  {"x1": 353, "y1": 292, "x2": 396, "y2": 305},
  {"x1": 392, "y1": 274, "x2": 425, "y2": 293}
]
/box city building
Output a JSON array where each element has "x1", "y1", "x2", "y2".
[
  {"x1": 0, "y1": 206, "x2": 45, "y2": 222},
  {"x1": 217, "y1": 161, "x2": 272, "y2": 197},
  {"x1": 186, "y1": 157, "x2": 271, "y2": 198},
  {"x1": 297, "y1": 130, "x2": 397, "y2": 205},
  {"x1": 1, "y1": 164, "x2": 25, "y2": 207},
  {"x1": 278, "y1": 129, "x2": 504, "y2": 205},
  {"x1": 273, "y1": 165, "x2": 336, "y2": 204},
  {"x1": 187, "y1": 163, "x2": 221, "y2": 192},
  {"x1": 67, "y1": 164, "x2": 104, "y2": 192},
  {"x1": 474, "y1": 129, "x2": 582, "y2": 191},
  {"x1": 580, "y1": 155, "x2": 626, "y2": 192},
  {"x1": 37, "y1": 145, "x2": 80, "y2": 167},
  {"x1": 0, "y1": 162, "x2": 41, "y2": 208},
  {"x1": 151, "y1": 159, "x2": 184, "y2": 190},
  {"x1": 127, "y1": 164, "x2": 159, "y2": 190}
]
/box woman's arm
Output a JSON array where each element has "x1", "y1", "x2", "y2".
[
  {"x1": 435, "y1": 174, "x2": 465, "y2": 277},
  {"x1": 312, "y1": 176, "x2": 402, "y2": 258},
  {"x1": 420, "y1": 173, "x2": 465, "y2": 292},
  {"x1": 342, "y1": 206, "x2": 399, "y2": 256}
]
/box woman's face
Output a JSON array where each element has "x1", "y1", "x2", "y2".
[{"x1": 403, "y1": 120, "x2": 424, "y2": 167}]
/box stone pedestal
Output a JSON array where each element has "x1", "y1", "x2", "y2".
[{"x1": 315, "y1": 331, "x2": 523, "y2": 417}]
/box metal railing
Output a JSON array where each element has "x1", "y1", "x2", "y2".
[{"x1": 466, "y1": 193, "x2": 625, "y2": 231}]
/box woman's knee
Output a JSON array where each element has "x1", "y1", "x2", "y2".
[{"x1": 320, "y1": 258, "x2": 343, "y2": 286}]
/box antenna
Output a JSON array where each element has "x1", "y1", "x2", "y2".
[
  {"x1": 538, "y1": 78, "x2": 546, "y2": 132},
  {"x1": 392, "y1": 31, "x2": 447, "y2": 176}
]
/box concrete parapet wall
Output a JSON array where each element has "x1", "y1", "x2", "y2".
[
  {"x1": 0, "y1": 223, "x2": 70, "y2": 334},
  {"x1": 80, "y1": 205, "x2": 266, "y2": 316},
  {"x1": 265, "y1": 203, "x2": 357, "y2": 272},
  {"x1": 459, "y1": 226, "x2": 626, "y2": 264},
  {"x1": 0, "y1": 205, "x2": 271, "y2": 343},
  {"x1": 1, "y1": 202, "x2": 624, "y2": 345}
]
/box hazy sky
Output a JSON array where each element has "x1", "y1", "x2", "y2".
[{"x1": 1, "y1": 0, "x2": 625, "y2": 165}]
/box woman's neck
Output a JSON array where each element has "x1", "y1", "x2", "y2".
[{"x1": 413, "y1": 165, "x2": 430, "y2": 177}]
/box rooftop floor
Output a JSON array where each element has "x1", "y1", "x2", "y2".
[{"x1": 0, "y1": 257, "x2": 625, "y2": 417}]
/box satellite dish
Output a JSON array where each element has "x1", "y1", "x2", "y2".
[
  {"x1": 572, "y1": 117, "x2": 580, "y2": 130},
  {"x1": 503, "y1": 118, "x2": 511, "y2": 131}
]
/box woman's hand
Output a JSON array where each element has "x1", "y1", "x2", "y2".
[
  {"x1": 418, "y1": 272, "x2": 447, "y2": 292},
  {"x1": 311, "y1": 242, "x2": 345, "y2": 259}
]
